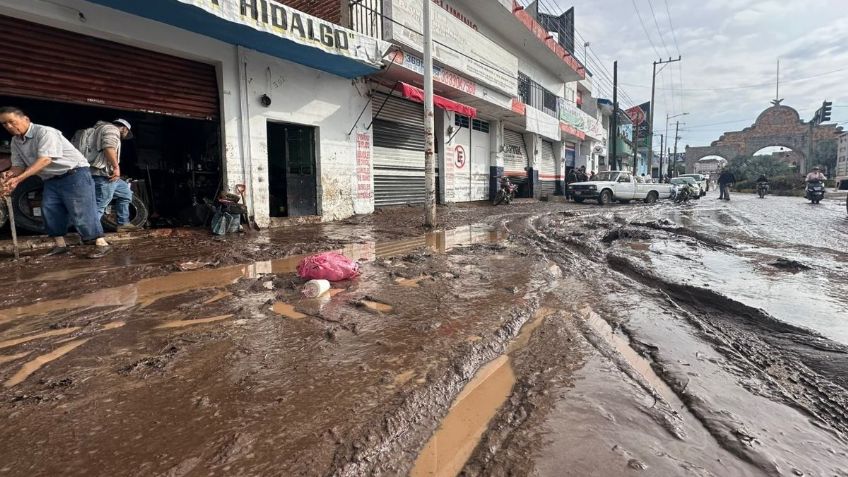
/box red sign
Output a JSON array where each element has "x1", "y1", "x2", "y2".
[{"x1": 454, "y1": 145, "x2": 466, "y2": 169}]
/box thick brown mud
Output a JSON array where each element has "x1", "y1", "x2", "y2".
[{"x1": 1, "y1": 196, "x2": 847, "y2": 476}]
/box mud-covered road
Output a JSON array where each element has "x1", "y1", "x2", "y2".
[{"x1": 1, "y1": 192, "x2": 846, "y2": 476}]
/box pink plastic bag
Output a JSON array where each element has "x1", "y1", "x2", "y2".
[{"x1": 296, "y1": 252, "x2": 361, "y2": 281}]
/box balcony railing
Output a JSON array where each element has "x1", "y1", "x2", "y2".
[
  {"x1": 518, "y1": 73, "x2": 557, "y2": 118},
  {"x1": 350, "y1": 0, "x2": 384, "y2": 39}
]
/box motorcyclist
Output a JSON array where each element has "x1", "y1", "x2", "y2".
[
  {"x1": 805, "y1": 167, "x2": 827, "y2": 183},
  {"x1": 755, "y1": 174, "x2": 768, "y2": 183}
]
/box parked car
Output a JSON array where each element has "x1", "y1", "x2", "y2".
[
  {"x1": 568, "y1": 171, "x2": 673, "y2": 205},
  {"x1": 679, "y1": 173, "x2": 708, "y2": 196}
]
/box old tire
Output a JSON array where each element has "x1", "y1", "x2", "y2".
[
  {"x1": 598, "y1": 190, "x2": 613, "y2": 205},
  {"x1": 101, "y1": 195, "x2": 149, "y2": 231},
  {"x1": 0, "y1": 201, "x2": 7, "y2": 229},
  {"x1": 10, "y1": 176, "x2": 46, "y2": 233},
  {"x1": 644, "y1": 191, "x2": 658, "y2": 204}
]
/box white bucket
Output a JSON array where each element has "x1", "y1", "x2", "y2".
[{"x1": 302, "y1": 279, "x2": 331, "y2": 298}]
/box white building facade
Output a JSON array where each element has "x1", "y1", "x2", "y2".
[{"x1": 0, "y1": 0, "x2": 391, "y2": 227}]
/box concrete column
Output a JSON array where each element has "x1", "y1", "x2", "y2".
[
  {"x1": 524, "y1": 132, "x2": 540, "y2": 199},
  {"x1": 489, "y1": 120, "x2": 505, "y2": 200}
]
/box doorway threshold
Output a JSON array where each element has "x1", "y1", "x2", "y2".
[{"x1": 267, "y1": 216, "x2": 322, "y2": 228}]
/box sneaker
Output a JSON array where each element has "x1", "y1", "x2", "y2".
[
  {"x1": 44, "y1": 246, "x2": 69, "y2": 257},
  {"x1": 88, "y1": 245, "x2": 112, "y2": 259},
  {"x1": 116, "y1": 224, "x2": 138, "y2": 232}
]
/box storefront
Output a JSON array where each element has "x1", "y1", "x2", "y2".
[
  {"x1": 0, "y1": 0, "x2": 390, "y2": 227},
  {"x1": 503, "y1": 129, "x2": 530, "y2": 195},
  {"x1": 371, "y1": 92, "x2": 426, "y2": 207},
  {"x1": 539, "y1": 140, "x2": 557, "y2": 196},
  {"x1": 0, "y1": 13, "x2": 221, "y2": 230}
]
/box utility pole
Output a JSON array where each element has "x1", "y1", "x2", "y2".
[
  {"x1": 632, "y1": 120, "x2": 639, "y2": 176},
  {"x1": 610, "y1": 61, "x2": 618, "y2": 170},
  {"x1": 657, "y1": 134, "x2": 664, "y2": 179},
  {"x1": 671, "y1": 120, "x2": 680, "y2": 177},
  {"x1": 422, "y1": 0, "x2": 436, "y2": 227},
  {"x1": 648, "y1": 56, "x2": 681, "y2": 168}
]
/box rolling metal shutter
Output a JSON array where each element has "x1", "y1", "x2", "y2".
[
  {"x1": 503, "y1": 129, "x2": 528, "y2": 185},
  {"x1": 540, "y1": 140, "x2": 556, "y2": 196},
  {"x1": 0, "y1": 14, "x2": 219, "y2": 120},
  {"x1": 372, "y1": 93, "x2": 426, "y2": 207}
]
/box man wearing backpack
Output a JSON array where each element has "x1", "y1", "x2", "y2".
[{"x1": 73, "y1": 119, "x2": 135, "y2": 231}]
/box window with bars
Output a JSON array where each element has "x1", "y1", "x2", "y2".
[
  {"x1": 472, "y1": 119, "x2": 490, "y2": 133},
  {"x1": 518, "y1": 72, "x2": 559, "y2": 119},
  {"x1": 454, "y1": 115, "x2": 470, "y2": 128}
]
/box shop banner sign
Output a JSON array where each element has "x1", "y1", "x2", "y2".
[
  {"x1": 558, "y1": 98, "x2": 606, "y2": 141},
  {"x1": 526, "y1": 106, "x2": 561, "y2": 141},
  {"x1": 386, "y1": 0, "x2": 519, "y2": 95},
  {"x1": 625, "y1": 102, "x2": 650, "y2": 148},
  {"x1": 178, "y1": 0, "x2": 389, "y2": 67}
]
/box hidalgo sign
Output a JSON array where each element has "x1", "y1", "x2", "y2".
[{"x1": 179, "y1": 0, "x2": 387, "y2": 67}]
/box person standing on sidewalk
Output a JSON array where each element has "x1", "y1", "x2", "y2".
[
  {"x1": 73, "y1": 119, "x2": 135, "y2": 231},
  {"x1": 717, "y1": 168, "x2": 735, "y2": 201},
  {"x1": 0, "y1": 106, "x2": 111, "y2": 258}
]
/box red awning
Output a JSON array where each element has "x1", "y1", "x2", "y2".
[{"x1": 399, "y1": 82, "x2": 477, "y2": 118}]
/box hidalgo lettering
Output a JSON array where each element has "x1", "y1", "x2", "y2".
[{"x1": 218, "y1": 0, "x2": 349, "y2": 50}]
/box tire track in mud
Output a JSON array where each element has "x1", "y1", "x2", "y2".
[{"x1": 479, "y1": 210, "x2": 848, "y2": 475}]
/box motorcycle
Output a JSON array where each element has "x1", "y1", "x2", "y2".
[
  {"x1": 493, "y1": 177, "x2": 518, "y2": 206},
  {"x1": 757, "y1": 181, "x2": 769, "y2": 198},
  {"x1": 672, "y1": 183, "x2": 697, "y2": 203},
  {"x1": 805, "y1": 180, "x2": 825, "y2": 204}
]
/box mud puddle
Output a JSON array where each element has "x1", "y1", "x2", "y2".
[
  {"x1": 411, "y1": 307, "x2": 556, "y2": 476},
  {"x1": 636, "y1": 239, "x2": 848, "y2": 344},
  {"x1": 0, "y1": 224, "x2": 506, "y2": 327}
]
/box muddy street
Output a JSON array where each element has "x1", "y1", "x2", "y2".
[{"x1": 1, "y1": 194, "x2": 847, "y2": 476}]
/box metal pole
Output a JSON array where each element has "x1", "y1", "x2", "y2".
[
  {"x1": 632, "y1": 120, "x2": 639, "y2": 176},
  {"x1": 658, "y1": 134, "x2": 664, "y2": 180},
  {"x1": 422, "y1": 0, "x2": 436, "y2": 227},
  {"x1": 610, "y1": 61, "x2": 618, "y2": 170},
  {"x1": 648, "y1": 61, "x2": 657, "y2": 168},
  {"x1": 672, "y1": 120, "x2": 680, "y2": 177},
  {"x1": 5, "y1": 196, "x2": 19, "y2": 260}
]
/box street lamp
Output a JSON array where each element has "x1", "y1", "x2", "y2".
[{"x1": 660, "y1": 113, "x2": 687, "y2": 179}]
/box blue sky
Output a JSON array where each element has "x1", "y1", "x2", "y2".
[{"x1": 555, "y1": 0, "x2": 848, "y2": 151}]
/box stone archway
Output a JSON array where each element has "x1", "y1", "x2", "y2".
[{"x1": 685, "y1": 103, "x2": 843, "y2": 174}]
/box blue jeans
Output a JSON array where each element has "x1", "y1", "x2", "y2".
[
  {"x1": 93, "y1": 176, "x2": 133, "y2": 225},
  {"x1": 42, "y1": 168, "x2": 104, "y2": 241},
  {"x1": 719, "y1": 183, "x2": 730, "y2": 200}
]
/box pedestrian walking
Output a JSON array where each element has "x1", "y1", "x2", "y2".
[
  {"x1": 565, "y1": 168, "x2": 577, "y2": 200},
  {"x1": 0, "y1": 106, "x2": 111, "y2": 258},
  {"x1": 717, "y1": 168, "x2": 735, "y2": 201},
  {"x1": 73, "y1": 119, "x2": 135, "y2": 231}
]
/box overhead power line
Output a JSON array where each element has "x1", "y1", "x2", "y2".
[
  {"x1": 618, "y1": 66, "x2": 848, "y2": 91},
  {"x1": 631, "y1": 0, "x2": 663, "y2": 59}
]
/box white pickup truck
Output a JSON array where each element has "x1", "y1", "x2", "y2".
[{"x1": 567, "y1": 171, "x2": 673, "y2": 205}]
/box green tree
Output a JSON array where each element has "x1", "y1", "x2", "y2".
[
  {"x1": 812, "y1": 140, "x2": 837, "y2": 174},
  {"x1": 726, "y1": 154, "x2": 791, "y2": 180}
]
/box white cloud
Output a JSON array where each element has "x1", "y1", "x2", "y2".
[{"x1": 560, "y1": 0, "x2": 848, "y2": 146}]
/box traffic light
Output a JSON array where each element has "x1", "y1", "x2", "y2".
[{"x1": 821, "y1": 101, "x2": 832, "y2": 123}]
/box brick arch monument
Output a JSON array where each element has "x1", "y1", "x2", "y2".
[{"x1": 685, "y1": 103, "x2": 844, "y2": 174}]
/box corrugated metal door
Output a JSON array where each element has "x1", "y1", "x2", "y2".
[
  {"x1": 372, "y1": 93, "x2": 425, "y2": 207},
  {"x1": 503, "y1": 129, "x2": 528, "y2": 185},
  {"x1": 470, "y1": 119, "x2": 490, "y2": 200},
  {"x1": 0, "y1": 14, "x2": 219, "y2": 119},
  {"x1": 540, "y1": 140, "x2": 556, "y2": 196}
]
